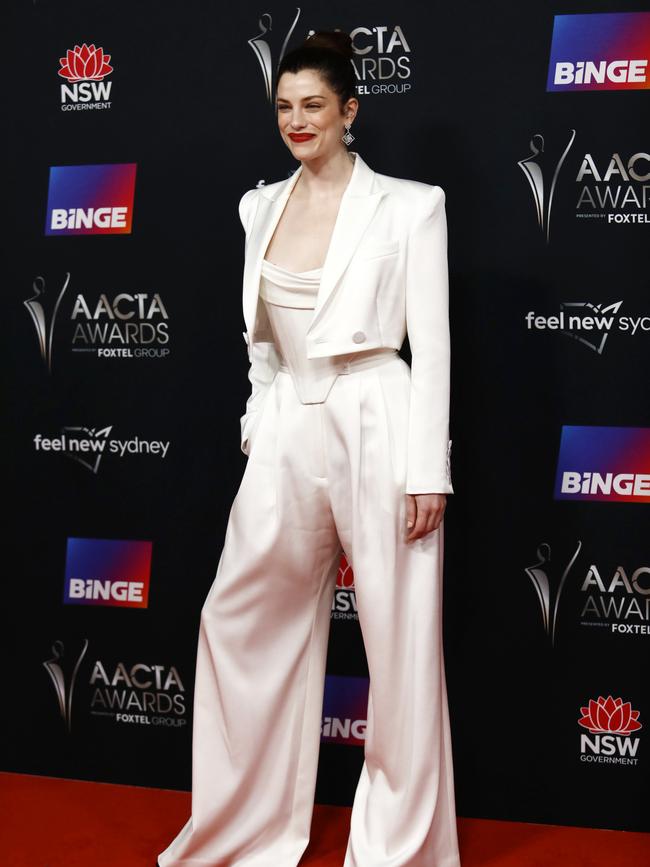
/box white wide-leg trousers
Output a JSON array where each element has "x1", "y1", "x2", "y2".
[{"x1": 158, "y1": 354, "x2": 461, "y2": 867}]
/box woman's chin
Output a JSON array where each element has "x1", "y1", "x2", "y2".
[{"x1": 290, "y1": 142, "x2": 316, "y2": 154}]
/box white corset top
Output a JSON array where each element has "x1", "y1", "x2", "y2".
[
  {"x1": 259, "y1": 258, "x2": 322, "y2": 309},
  {"x1": 259, "y1": 257, "x2": 340, "y2": 404},
  {"x1": 259, "y1": 257, "x2": 396, "y2": 405}
]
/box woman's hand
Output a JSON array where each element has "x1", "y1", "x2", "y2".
[{"x1": 405, "y1": 493, "x2": 446, "y2": 542}]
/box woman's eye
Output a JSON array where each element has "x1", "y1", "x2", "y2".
[{"x1": 276, "y1": 103, "x2": 321, "y2": 111}]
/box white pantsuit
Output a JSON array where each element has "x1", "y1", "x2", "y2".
[{"x1": 158, "y1": 152, "x2": 460, "y2": 866}]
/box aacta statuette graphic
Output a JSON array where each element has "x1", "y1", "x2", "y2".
[
  {"x1": 43, "y1": 638, "x2": 88, "y2": 732},
  {"x1": 524, "y1": 541, "x2": 582, "y2": 646},
  {"x1": 23, "y1": 273, "x2": 70, "y2": 373},
  {"x1": 248, "y1": 8, "x2": 302, "y2": 103},
  {"x1": 517, "y1": 130, "x2": 576, "y2": 243}
]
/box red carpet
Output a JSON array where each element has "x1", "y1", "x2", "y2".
[{"x1": 1, "y1": 771, "x2": 648, "y2": 866}]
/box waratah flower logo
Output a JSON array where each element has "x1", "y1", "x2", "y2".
[
  {"x1": 578, "y1": 695, "x2": 642, "y2": 736},
  {"x1": 58, "y1": 44, "x2": 113, "y2": 82},
  {"x1": 337, "y1": 554, "x2": 354, "y2": 589}
]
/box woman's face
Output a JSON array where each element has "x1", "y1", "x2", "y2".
[{"x1": 275, "y1": 68, "x2": 357, "y2": 163}]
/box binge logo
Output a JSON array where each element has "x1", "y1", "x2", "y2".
[
  {"x1": 64, "y1": 537, "x2": 152, "y2": 607},
  {"x1": 554, "y1": 426, "x2": 650, "y2": 503},
  {"x1": 321, "y1": 675, "x2": 369, "y2": 746},
  {"x1": 45, "y1": 163, "x2": 137, "y2": 235},
  {"x1": 547, "y1": 13, "x2": 650, "y2": 91}
]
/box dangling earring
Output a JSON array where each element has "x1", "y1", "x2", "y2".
[{"x1": 342, "y1": 122, "x2": 355, "y2": 146}]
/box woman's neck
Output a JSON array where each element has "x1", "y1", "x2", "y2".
[{"x1": 294, "y1": 150, "x2": 355, "y2": 200}]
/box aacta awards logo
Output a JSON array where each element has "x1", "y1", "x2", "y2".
[
  {"x1": 23, "y1": 273, "x2": 70, "y2": 373},
  {"x1": 43, "y1": 637, "x2": 187, "y2": 731},
  {"x1": 90, "y1": 657, "x2": 186, "y2": 728},
  {"x1": 524, "y1": 541, "x2": 582, "y2": 646},
  {"x1": 23, "y1": 273, "x2": 171, "y2": 372},
  {"x1": 517, "y1": 129, "x2": 576, "y2": 243},
  {"x1": 579, "y1": 695, "x2": 642, "y2": 765},
  {"x1": 70, "y1": 289, "x2": 169, "y2": 357},
  {"x1": 42, "y1": 638, "x2": 89, "y2": 733},
  {"x1": 525, "y1": 540, "x2": 650, "y2": 639},
  {"x1": 58, "y1": 42, "x2": 113, "y2": 111},
  {"x1": 248, "y1": 9, "x2": 302, "y2": 103},
  {"x1": 581, "y1": 561, "x2": 650, "y2": 636},
  {"x1": 518, "y1": 130, "x2": 650, "y2": 241},
  {"x1": 248, "y1": 10, "x2": 413, "y2": 103}
]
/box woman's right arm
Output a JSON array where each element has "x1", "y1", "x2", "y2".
[{"x1": 237, "y1": 189, "x2": 280, "y2": 455}]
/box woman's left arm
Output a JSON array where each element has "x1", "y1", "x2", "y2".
[{"x1": 403, "y1": 185, "x2": 453, "y2": 532}]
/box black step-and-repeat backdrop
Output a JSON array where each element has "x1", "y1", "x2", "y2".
[{"x1": 5, "y1": 0, "x2": 649, "y2": 835}]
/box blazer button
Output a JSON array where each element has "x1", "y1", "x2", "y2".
[{"x1": 352, "y1": 331, "x2": 366, "y2": 343}]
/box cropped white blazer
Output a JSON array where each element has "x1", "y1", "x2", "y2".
[{"x1": 237, "y1": 151, "x2": 453, "y2": 495}]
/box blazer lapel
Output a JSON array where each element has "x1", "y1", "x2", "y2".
[
  {"x1": 243, "y1": 151, "x2": 386, "y2": 347},
  {"x1": 242, "y1": 166, "x2": 302, "y2": 342}
]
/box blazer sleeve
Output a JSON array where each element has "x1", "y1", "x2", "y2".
[
  {"x1": 237, "y1": 188, "x2": 281, "y2": 456},
  {"x1": 404, "y1": 185, "x2": 454, "y2": 495}
]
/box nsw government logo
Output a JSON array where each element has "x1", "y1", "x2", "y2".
[
  {"x1": 579, "y1": 695, "x2": 642, "y2": 766},
  {"x1": 554, "y1": 426, "x2": 650, "y2": 503},
  {"x1": 63, "y1": 537, "x2": 152, "y2": 607},
  {"x1": 58, "y1": 42, "x2": 113, "y2": 111},
  {"x1": 45, "y1": 164, "x2": 137, "y2": 235},
  {"x1": 331, "y1": 554, "x2": 358, "y2": 621}
]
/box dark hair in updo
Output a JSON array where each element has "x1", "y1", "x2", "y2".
[{"x1": 276, "y1": 30, "x2": 356, "y2": 112}]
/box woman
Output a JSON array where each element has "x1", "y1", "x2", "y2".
[{"x1": 158, "y1": 30, "x2": 460, "y2": 867}]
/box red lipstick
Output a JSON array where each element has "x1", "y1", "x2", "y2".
[{"x1": 289, "y1": 133, "x2": 316, "y2": 142}]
